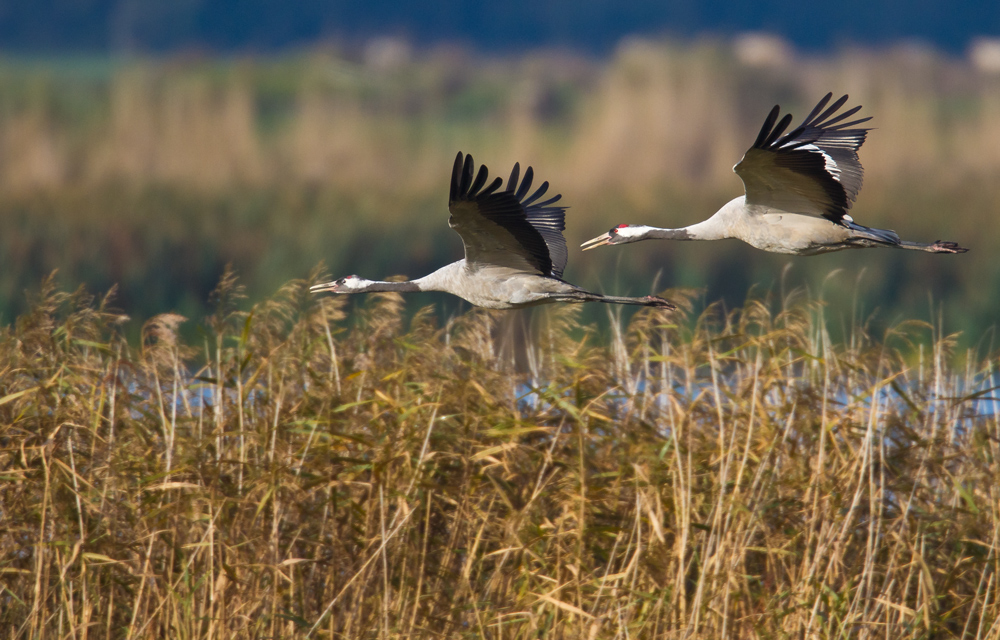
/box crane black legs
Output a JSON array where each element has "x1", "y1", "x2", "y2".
[
  {"x1": 554, "y1": 292, "x2": 676, "y2": 309},
  {"x1": 896, "y1": 240, "x2": 969, "y2": 253}
]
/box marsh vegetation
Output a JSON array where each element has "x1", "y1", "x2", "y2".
[{"x1": 1, "y1": 271, "x2": 998, "y2": 638}]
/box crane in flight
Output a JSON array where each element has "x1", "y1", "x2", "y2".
[
  {"x1": 581, "y1": 93, "x2": 968, "y2": 256},
  {"x1": 311, "y1": 152, "x2": 674, "y2": 310}
]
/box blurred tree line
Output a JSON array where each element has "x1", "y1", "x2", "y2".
[{"x1": 0, "y1": 40, "x2": 995, "y2": 342}]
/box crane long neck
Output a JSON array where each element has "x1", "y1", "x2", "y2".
[
  {"x1": 643, "y1": 227, "x2": 697, "y2": 241},
  {"x1": 625, "y1": 218, "x2": 729, "y2": 243},
  {"x1": 655, "y1": 218, "x2": 730, "y2": 241},
  {"x1": 362, "y1": 280, "x2": 423, "y2": 293}
]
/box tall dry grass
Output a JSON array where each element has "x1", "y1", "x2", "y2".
[{"x1": 1, "y1": 271, "x2": 998, "y2": 638}]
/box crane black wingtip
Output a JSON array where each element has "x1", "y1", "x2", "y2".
[
  {"x1": 752, "y1": 105, "x2": 782, "y2": 149},
  {"x1": 450, "y1": 151, "x2": 465, "y2": 202},
  {"x1": 515, "y1": 166, "x2": 534, "y2": 199},
  {"x1": 508, "y1": 162, "x2": 520, "y2": 191},
  {"x1": 460, "y1": 153, "x2": 475, "y2": 196}
]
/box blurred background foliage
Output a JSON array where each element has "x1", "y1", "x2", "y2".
[{"x1": 0, "y1": 38, "x2": 997, "y2": 342}]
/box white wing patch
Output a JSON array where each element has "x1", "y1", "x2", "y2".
[
  {"x1": 796, "y1": 143, "x2": 841, "y2": 178},
  {"x1": 733, "y1": 93, "x2": 872, "y2": 224}
]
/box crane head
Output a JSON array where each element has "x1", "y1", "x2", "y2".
[
  {"x1": 310, "y1": 275, "x2": 368, "y2": 294},
  {"x1": 581, "y1": 225, "x2": 639, "y2": 251}
]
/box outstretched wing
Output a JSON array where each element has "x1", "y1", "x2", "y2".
[
  {"x1": 447, "y1": 151, "x2": 568, "y2": 278},
  {"x1": 734, "y1": 93, "x2": 872, "y2": 225}
]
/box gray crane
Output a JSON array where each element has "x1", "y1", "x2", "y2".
[
  {"x1": 311, "y1": 152, "x2": 674, "y2": 309},
  {"x1": 581, "y1": 93, "x2": 968, "y2": 256}
]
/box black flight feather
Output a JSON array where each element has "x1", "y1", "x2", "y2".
[
  {"x1": 448, "y1": 152, "x2": 569, "y2": 278},
  {"x1": 798, "y1": 92, "x2": 832, "y2": 127},
  {"x1": 744, "y1": 94, "x2": 872, "y2": 224}
]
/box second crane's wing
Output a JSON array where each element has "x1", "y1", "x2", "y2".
[
  {"x1": 734, "y1": 93, "x2": 872, "y2": 225},
  {"x1": 447, "y1": 152, "x2": 568, "y2": 278}
]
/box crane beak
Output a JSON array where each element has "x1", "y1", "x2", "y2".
[
  {"x1": 580, "y1": 232, "x2": 614, "y2": 251},
  {"x1": 309, "y1": 281, "x2": 340, "y2": 294}
]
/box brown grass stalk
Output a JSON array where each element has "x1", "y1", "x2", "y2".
[{"x1": 1, "y1": 274, "x2": 999, "y2": 638}]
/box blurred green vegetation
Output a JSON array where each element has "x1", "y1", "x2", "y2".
[{"x1": 0, "y1": 41, "x2": 996, "y2": 341}]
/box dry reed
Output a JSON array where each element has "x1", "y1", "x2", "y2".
[{"x1": 1, "y1": 270, "x2": 998, "y2": 638}]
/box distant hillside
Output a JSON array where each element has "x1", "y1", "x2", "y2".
[{"x1": 0, "y1": 0, "x2": 997, "y2": 54}]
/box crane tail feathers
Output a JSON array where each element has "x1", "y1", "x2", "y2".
[{"x1": 844, "y1": 220, "x2": 900, "y2": 245}]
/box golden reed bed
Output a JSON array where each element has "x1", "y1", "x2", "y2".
[{"x1": 1, "y1": 270, "x2": 997, "y2": 638}]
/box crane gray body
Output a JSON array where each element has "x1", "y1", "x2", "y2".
[
  {"x1": 335, "y1": 261, "x2": 616, "y2": 310},
  {"x1": 582, "y1": 94, "x2": 967, "y2": 256},
  {"x1": 313, "y1": 153, "x2": 674, "y2": 310}
]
